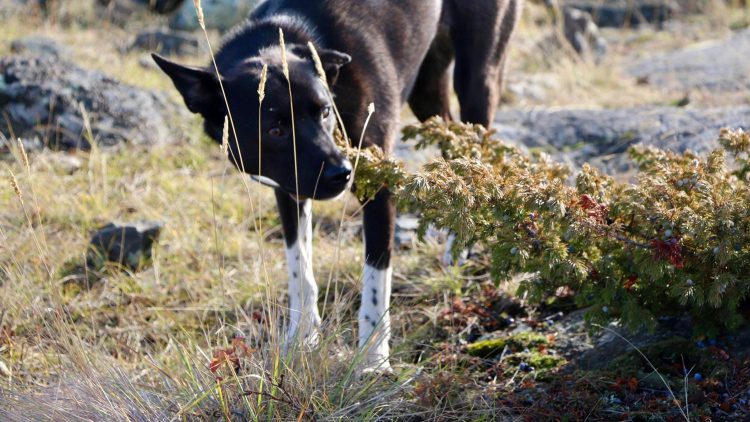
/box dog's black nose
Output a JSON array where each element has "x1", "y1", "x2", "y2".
[{"x1": 324, "y1": 160, "x2": 352, "y2": 187}]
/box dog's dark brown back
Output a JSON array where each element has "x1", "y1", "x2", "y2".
[{"x1": 240, "y1": 0, "x2": 442, "y2": 153}]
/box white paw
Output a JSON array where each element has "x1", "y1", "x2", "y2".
[
  {"x1": 359, "y1": 353, "x2": 393, "y2": 375},
  {"x1": 284, "y1": 313, "x2": 321, "y2": 352}
]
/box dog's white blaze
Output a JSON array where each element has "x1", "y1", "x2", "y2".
[
  {"x1": 358, "y1": 264, "x2": 392, "y2": 369},
  {"x1": 285, "y1": 200, "x2": 320, "y2": 345}
]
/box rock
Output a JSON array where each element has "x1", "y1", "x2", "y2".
[
  {"x1": 135, "y1": 0, "x2": 186, "y2": 14},
  {"x1": 0, "y1": 0, "x2": 46, "y2": 16},
  {"x1": 124, "y1": 28, "x2": 201, "y2": 56},
  {"x1": 562, "y1": 8, "x2": 607, "y2": 62},
  {"x1": 395, "y1": 214, "x2": 420, "y2": 249},
  {"x1": 0, "y1": 55, "x2": 184, "y2": 150},
  {"x1": 168, "y1": 0, "x2": 259, "y2": 32},
  {"x1": 553, "y1": 309, "x2": 750, "y2": 370},
  {"x1": 88, "y1": 221, "x2": 164, "y2": 270},
  {"x1": 493, "y1": 105, "x2": 750, "y2": 175},
  {"x1": 562, "y1": 0, "x2": 679, "y2": 27},
  {"x1": 41, "y1": 152, "x2": 83, "y2": 174},
  {"x1": 505, "y1": 73, "x2": 560, "y2": 105},
  {"x1": 628, "y1": 29, "x2": 750, "y2": 94},
  {"x1": 0, "y1": 360, "x2": 11, "y2": 378},
  {"x1": 94, "y1": 0, "x2": 188, "y2": 26},
  {"x1": 10, "y1": 36, "x2": 70, "y2": 58},
  {"x1": 96, "y1": 0, "x2": 186, "y2": 15}
]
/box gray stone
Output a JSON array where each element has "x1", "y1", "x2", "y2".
[
  {"x1": 96, "y1": 0, "x2": 185, "y2": 15},
  {"x1": 88, "y1": 221, "x2": 164, "y2": 270},
  {"x1": 45, "y1": 152, "x2": 83, "y2": 174},
  {"x1": 134, "y1": 0, "x2": 185, "y2": 14},
  {"x1": 628, "y1": 29, "x2": 750, "y2": 94},
  {"x1": 0, "y1": 55, "x2": 184, "y2": 150},
  {"x1": 0, "y1": 0, "x2": 46, "y2": 16},
  {"x1": 494, "y1": 106, "x2": 750, "y2": 175},
  {"x1": 562, "y1": 0, "x2": 679, "y2": 27},
  {"x1": 169, "y1": 0, "x2": 259, "y2": 32},
  {"x1": 10, "y1": 36, "x2": 70, "y2": 58},
  {"x1": 395, "y1": 214, "x2": 420, "y2": 249},
  {"x1": 555, "y1": 312, "x2": 750, "y2": 370},
  {"x1": 124, "y1": 28, "x2": 201, "y2": 56},
  {"x1": 562, "y1": 8, "x2": 607, "y2": 62}
]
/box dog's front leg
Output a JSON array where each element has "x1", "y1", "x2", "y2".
[
  {"x1": 276, "y1": 190, "x2": 321, "y2": 348},
  {"x1": 359, "y1": 189, "x2": 395, "y2": 371}
]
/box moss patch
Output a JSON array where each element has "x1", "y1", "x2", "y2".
[{"x1": 466, "y1": 332, "x2": 548, "y2": 358}]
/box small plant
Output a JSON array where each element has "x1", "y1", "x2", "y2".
[{"x1": 345, "y1": 118, "x2": 750, "y2": 336}]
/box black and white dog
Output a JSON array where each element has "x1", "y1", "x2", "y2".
[{"x1": 153, "y1": 0, "x2": 522, "y2": 371}]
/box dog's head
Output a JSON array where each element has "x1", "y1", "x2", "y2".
[{"x1": 152, "y1": 45, "x2": 352, "y2": 200}]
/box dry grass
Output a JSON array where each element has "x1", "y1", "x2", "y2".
[
  {"x1": 2, "y1": 1, "x2": 747, "y2": 420},
  {"x1": 0, "y1": 7, "x2": 459, "y2": 419},
  {"x1": 1, "y1": 131, "x2": 454, "y2": 419}
]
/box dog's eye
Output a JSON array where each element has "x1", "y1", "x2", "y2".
[
  {"x1": 268, "y1": 127, "x2": 284, "y2": 137},
  {"x1": 321, "y1": 106, "x2": 331, "y2": 119}
]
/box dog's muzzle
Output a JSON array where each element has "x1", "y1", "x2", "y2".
[{"x1": 321, "y1": 159, "x2": 352, "y2": 191}]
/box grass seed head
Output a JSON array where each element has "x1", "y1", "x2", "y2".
[
  {"x1": 279, "y1": 28, "x2": 289, "y2": 80},
  {"x1": 307, "y1": 42, "x2": 328, "y2": 86},
  {"x1": 258, "y1": 64, "x2": 268, "y2": 103},
  {"x1": 193, "y1": 0, "x2": 205, "y2": 30},
  {"x1": 17, "y1": 138, "x2": 29, "y2": 171},
  {"x1": 221, "y1": 115, "x2": 229, "y2": 154},
  {"x1": 8, "y1": 168, "x2": 23, "y2": 203}
]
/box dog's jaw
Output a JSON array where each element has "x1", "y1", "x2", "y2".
[
  {"x1": 358, "y1": 264, "x2": 393, "y2": 372},
  {"x1": 284, "y1": 200, "x2": 321, "y2": 348}
]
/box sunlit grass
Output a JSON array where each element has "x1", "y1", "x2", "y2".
[{"x1": 3, "y1": 1, "x2": 744, "y2": 419}]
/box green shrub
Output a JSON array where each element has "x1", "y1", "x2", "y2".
[{"x1": 342, "y1": 118, "x2": 750, "y2": 336}]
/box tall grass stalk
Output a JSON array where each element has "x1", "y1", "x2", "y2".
[
  {"x1": 592, "y1": 324, "x2": 690, "y2": 421},
  {"x1": 323, "y1": 103, "x2": 375, "y2": 319},
  {"x1": 6, "y1": 167, "x2": 52, "y2": 278}
]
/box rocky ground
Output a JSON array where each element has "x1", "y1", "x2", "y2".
[
  {"x1": 494, "y1": 27, "x2": 750, "y2": 177},
  {"x1": 1, "y1": 0, "x2": 750, "y2": 420}
]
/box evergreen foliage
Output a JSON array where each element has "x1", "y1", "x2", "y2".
[{"x1": 341, "y1": 118, "x2": 750, "y2": 335}]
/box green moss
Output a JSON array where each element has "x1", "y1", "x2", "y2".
[
  {"x1": 525, "y1": 352, "x2": 566, "y2": 370},
  {"x1": 503, "y1": 351, "x2": 566, "y2": 381},
  {"x1": 466, "y1": 332, "x2": 548, "y2": 358}
]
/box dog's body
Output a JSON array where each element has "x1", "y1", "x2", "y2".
[{"x1": 154, "y1": 0, "x2": 522, "y2": 370}]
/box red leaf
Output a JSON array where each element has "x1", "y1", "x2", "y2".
[
  {"x1": 650, "y1": 238, "x2": 684, "y2": 268},
  {"x1": 627, "y1": 377, "x2": 638, "y2": 392},
  {"x1": 624, "y1": 275, "x2": 638, "y2": 290},
  {"x1": 576, "y1": 195, "x2": 609, "y2": 223}
]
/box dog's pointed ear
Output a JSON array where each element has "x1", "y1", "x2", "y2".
[
  {"x1": 316, "y1": 49, "x2": 351, "y2": 84},
  {"x1": 291, "y1": 45, "x2": 351, "y2": 85},
  {"x1": 152, "y1": 53, "x2": 225, "y2": 119}
]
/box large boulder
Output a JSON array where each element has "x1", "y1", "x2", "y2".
[
  {"x1": 494, "y1": 106, "x2": 750, "y2": 175},
  {"x1": 96, "y1": 0, "x2": 186, "y2": 15},
  {"x1": 168, "y1": 0, "x2": 259, "y2": 32},
  {"x1": 10, "y1": 35, "x2": 71, "y2": 58},
  {"x1": 123, "y1": 28, "x2": 202, "y2": 56},
  {"x1": 562, "y1": 0, "x2": 679, "y2": 27},
  {"x1": 562, "y1": 7, "x2": 607, "y2": 62},
  {"x1": 629, "y1": 29, "x2": 750, "y2": 95},
  {"x1": 0, "y1": 55, "x2": 184, "y2": 150}
]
